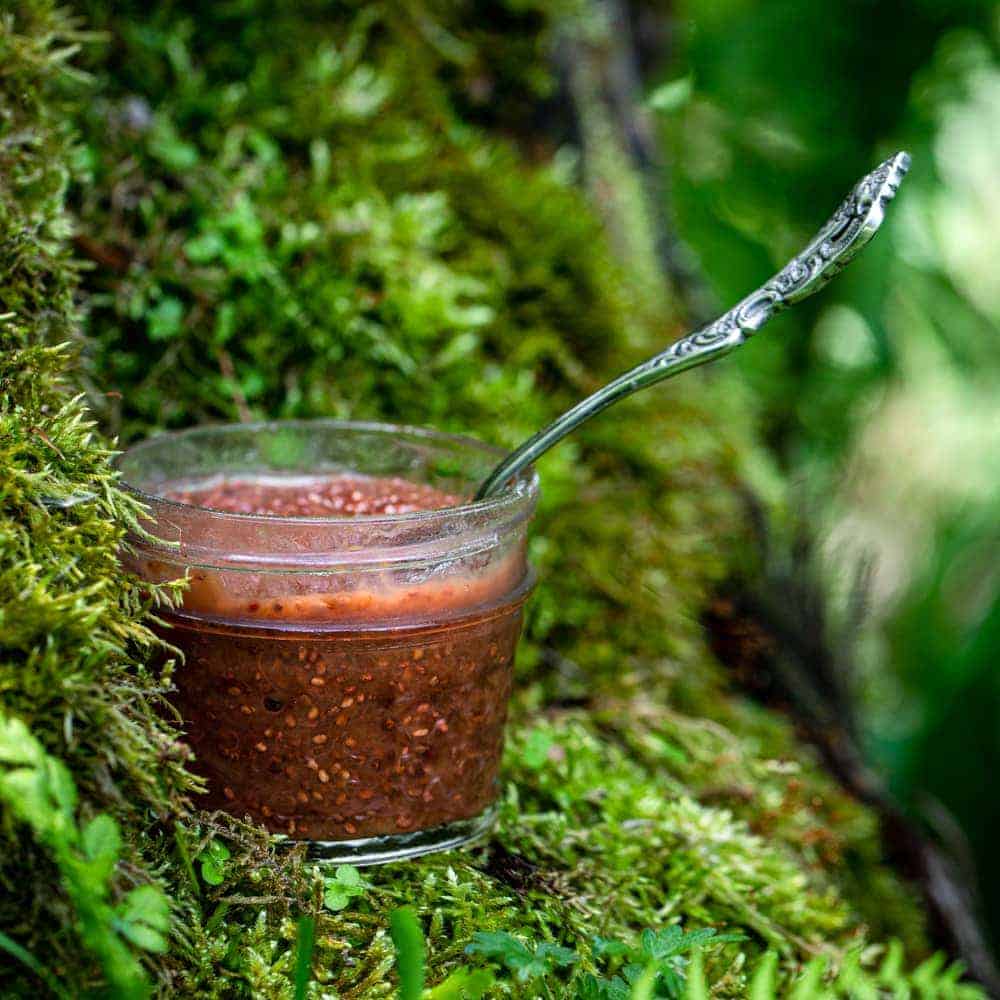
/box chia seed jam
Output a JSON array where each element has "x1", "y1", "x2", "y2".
[{"x1": 158, "y1": 476, "x2": 522, "y2": 842}]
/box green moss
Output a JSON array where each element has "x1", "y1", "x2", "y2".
[
  {"x1": 0, "y1": 1, "x2": 980, "y2": 996},
  {"x1": 0, "y1": 6, "x2": 196, "y2": 993}
]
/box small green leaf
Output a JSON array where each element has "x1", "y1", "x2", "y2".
[
  {"x1": 147, "y1": 297, "x2": 185, "y2": 341},
  {"x1": 878, "y1": 940, "x2": 904, "y2": 983},
  {"x1": 184, "y1": 231, "x2": 225, "y2": 263},
  {"x1": 425, "y1": 966, "x2": 494, "y2": 999},
  {"x1": 640, "y1": 924, "x2": 742, "y2": 962},
  {"x1": 322, "y1": 864, "x2": 369, "y2": 911},
  {"x1": 44, "y1": 758, "x2": 77, "y2": 817},
  {"x1": 200, "y1": 857, "x2": 225, "y2": 886},
  {"x1": 647, "y1": 76, "x2": 693, "y2": 113},
  {"x1": 606, "y1": 977, "x2": 632, "y2": 1000},
  {"x1": 333, "y1": 864, "x2": 362, "y2": 886},
  {"x1": 323, "y1": 887, "x2": 348, "y2": 911},
  {"x1": 535, "y1": 942, "x2": 578, "y2": 968},
  {"x1": 119, "y1": 921, "x2": 168, "y2": 953},
  {"x1": 521, "y1": 728, "x2": 556, "y2": 770},
  {"x1": 2, "y1": 768, "x2": 60, "y2": 834},
  {"x1": 118, "y1": 885, "x2": 171, "y2": 954},
  {"x1": 0, "y1": 717, "x2": 38, "y2": 765},
  {"x1": 205, "y1": 839, "x2": 231, "y2": 861},
  {"x1": 465, "y1": 930, "x2": 532, "y2": 967},
  {"x1": 122, "y1": 885, "x2": 171, "y2": 931},
  {"x1": 573, "y1": 974, "x2": 604, "y2": 1000},
  {"x1": 465, "y1": 932, "x2": 576, "y2": 982},
  {"x1": 81, "y1": 814, "x2": 120, "y2": 881},
  {"x1": 592, "y1": 936, "x2": 630, "y2": 959},
  {"x1": 197, "y1": 839, "x2": 231, "y2": 885}
]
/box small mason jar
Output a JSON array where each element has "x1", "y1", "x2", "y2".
[{"x1": 117, "y1": 421, "x2": 537, "y2": 864}]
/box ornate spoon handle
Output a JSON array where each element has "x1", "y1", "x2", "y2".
[{"x1": 475, "y1": 151, "x2": 911, "y2": 500}]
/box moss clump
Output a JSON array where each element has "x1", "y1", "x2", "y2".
[
  {"x1": 0, "y1": 1, "x2": 982, "y2": 996},
  {"x1": 0, "y1": 5, "x2": 195, "y2": 993}
]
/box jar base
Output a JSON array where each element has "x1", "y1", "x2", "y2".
[{"x1": 284, "y1": 802, "x2": 498, "y2": 866}]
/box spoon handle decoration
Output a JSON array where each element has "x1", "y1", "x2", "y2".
[{"x1": 475, "y1": 151, "x2": 911, "y2": 500}]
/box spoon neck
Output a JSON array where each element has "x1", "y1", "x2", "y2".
[{"x1": 475, "y1": 330, "x2": 740, "y2": 500}]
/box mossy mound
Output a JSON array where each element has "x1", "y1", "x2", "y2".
[{"x1": 0, "y1": 2, "x2": 980, "y2": 996}]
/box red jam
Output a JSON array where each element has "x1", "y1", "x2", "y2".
[
  {"x1": 154, "y1": 475, "x2": 527, "y2": 843},
  {"x1": 166, "y1": 474, "x2": 463, "y2": 518}
]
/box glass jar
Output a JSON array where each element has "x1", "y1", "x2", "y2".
[{"x1": 117, "y1": 421, "x2": 537, "y2": 864}]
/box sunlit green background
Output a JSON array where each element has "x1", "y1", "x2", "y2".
[{"x1": 654, "y1": 0, "x2": 1000, "y2": 950}]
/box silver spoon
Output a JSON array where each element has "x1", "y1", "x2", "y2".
[{"x1": 476, "y1": 151, "x2": 911, "y2": 500}]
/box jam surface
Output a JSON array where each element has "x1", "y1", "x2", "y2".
[
  {"x1": 156, "y1": 474, "x2": 525, "y2": 843},
  {"x1": 165, "y1": 473, "x2": 462, "y2": 517}
]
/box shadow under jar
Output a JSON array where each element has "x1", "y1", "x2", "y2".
[{"x1": 118, "y1": 421, "x2": 538, "y2": 865}]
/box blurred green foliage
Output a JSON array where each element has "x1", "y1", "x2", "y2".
[
  {"x1": 656, "y1": 0, "x2": 996, "y2": 469},
  {"x1": 660, "y1": 0, "x2": 1000, "y2": 952}
]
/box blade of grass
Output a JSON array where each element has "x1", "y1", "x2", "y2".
[
  {"x1": 390, "y1": 906, "x2": 426, "y2": 1000},
  {"x1": 0, "y1": 929, "x2": 71, "y2": 1000},
  {"x1": 630, "y1": 960, "x2": 659, "y2": 1000},
  {"x1": 789, "y1": 956, "x2": 827, "y2": 999},
  {"x1": 749, "y1": 951, "x2": 779, "y2": 1000},
  {"x1": 685, "y1": 949, "x2": 709, "y2": 1000},
  {"x1": 205, "y1": 901, "x2": 230, "y2": 935},
  {"x1": 173, "y1": 825, "x2": 200, "y2": 900},
  {"x1": 293, "y1": 914, "x2": 316, "y2": 1000}
]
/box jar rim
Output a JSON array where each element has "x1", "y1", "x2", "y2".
[{"x1": 116, "y1": 419, "x2": 538, "y2": 528}]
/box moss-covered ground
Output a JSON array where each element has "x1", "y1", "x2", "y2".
[{"x1": 0, "y1": 2, "x2": 983, "y2": 996}]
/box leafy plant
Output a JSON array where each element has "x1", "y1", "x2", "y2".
[
  {"x1": 0, "y1": 714, "x2": 169, "y2": 997},
  {"x1": 322, "y1": 864, "x2": 370, "y2": 912},
  {"x1": 575, "y1": 925, "x2": 743, "y2": 1000},
  {"x1": 465, "y1": 930, "x2": 578, "y2": 983},
  {"x1": 733, "y1": 943, "x2": 983, "y2": 999},
  {"x1": 195, "y1": 839, "x2": 231, "y2": 886}
]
